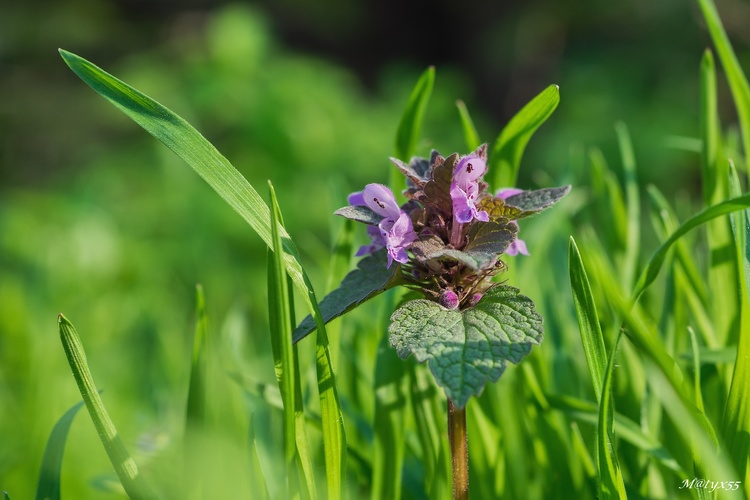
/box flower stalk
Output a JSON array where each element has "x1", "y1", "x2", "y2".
[{"x1": 448, "y1": 399, "x2": 469, "y2": 500}]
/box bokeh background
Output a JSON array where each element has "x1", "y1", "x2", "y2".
[{"x1": 2, "y1": 0, "x2": 749, "y2": 497}]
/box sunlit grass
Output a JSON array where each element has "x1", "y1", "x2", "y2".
[{"x1": 1, "y1": 1, "x2": 750, "y2": 499}]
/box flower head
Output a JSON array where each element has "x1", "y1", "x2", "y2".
[
  {"x1": 349, "y1": 183, "x2": 416, "y2": 267},
  {"x1": 497, "y1": 188, "x2": 529, "y2": 256},
  {"x1": 451, "y1": 155, "x2": 489, "y2": 224}
]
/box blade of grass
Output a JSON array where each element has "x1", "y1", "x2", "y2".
[
  {"x1": 490, "y1": 84, "x2": 559, "y2": 188},
  {"x1": 688, "y1": 328, "x2": 705, "y2": 414},
  {"x1": 184, "y1": 284, "x2": 209, "y2": 499},
  {"x1": 632, "y1": 194, "x2": 750, "y2": 302},
  {"x1": 394, "y1": 66, "x2": 435, "y2": 161},
  {"x1": 60, "y1": 50, "x2": 346, "y2": 495},
  {"x1": 247, "y1": 414, "x2": 271, "y2": 500},
  {"x1": 697, "y1": 0, "x2": 750, "y2": 174},
  {"x1": 34, "y1": 400, "x2": 85, "y2": 500},
  {"x1": 568, "y1": 237, "x2": 608, "y2": 402},
  {"x1": 700, "y1": 49, "x2": 740, "y2": 348},
  {"x1": 723, "y1": 163, "x2": 750, "y2": 491},
  {"x1": 596, "y1": 331, "x2": 627, "y2": 500},
  {"x1": 372, "y1": 333, "x2": 407, "y2": 500},
  {"x1": 615, "y1": 123, "x2": 640, "y2": 292},
  {"x1": 645, "y1": 361, "x2": 743, "y2": 499},
  {"x1": 57, "y1": 314, "x2": 157, "y2": 499},
  {"x1": 547, "y1": 394, "x2": 686, "y2": 476},
  {"x1": 455, "y1": 100, "x2": 481, "y2": 151},
  {"x1": 392, "y1": 67, "x2": 435, "y2": 198},
  {"x1": 268, "y1": 182, "x2": 316, "y2": 499}
]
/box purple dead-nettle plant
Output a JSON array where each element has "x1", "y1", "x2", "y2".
[
  {"x1": 306, "y1": 145, "x2": 570, "y2": 408},
  {"x1": 333, "y1": 144, "x2": 570, "y2": 406},
  {"x1": 295, "y1": 143, "x2": 568, "y2": 498}
]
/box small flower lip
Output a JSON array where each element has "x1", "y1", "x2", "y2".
[
  {"x1": 450, "y1": 154, "x2": 489, "y2": 225},
  {"x1": 496, "y1": 188, "x2": 530, "y2": 256},
  {"x1": 348, "y1": 183, "x2": 416, "y2": 267}
]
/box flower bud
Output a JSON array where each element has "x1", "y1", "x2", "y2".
[
  {"x1": 439, "y1": 290, "x2": 460, "y2": 309},
  {"x1": 469, "y1": 293, "x2": 483, "y2": 307}
]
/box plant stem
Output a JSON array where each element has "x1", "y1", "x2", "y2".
[{"x1": 448, "y1": 398, "x2": 468, "y2": 500}]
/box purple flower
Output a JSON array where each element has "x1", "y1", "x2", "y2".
[
  {"x1": 349, "y1": 183, "x2": 416, "y2": 267},
  {"x1": 497, "y1": 188, "x2": 529, "y2": 256},
  {"x1": 451, "y1": 155, "x2": 490, "y2": 224}
]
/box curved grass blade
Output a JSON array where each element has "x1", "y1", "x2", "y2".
[
  {"x1": 700, "y1": 49, "x2": 739, "y2": 348},
  {"x1": 547, "y1": 394, "x2": 686, "y2": 477},
  {"x1": 456, "y1": 100, "x2": 481, "y2": 151},
  {"x1": 395, "y1": 66, "x2": 435, "y2": 161},
  {"x1": 59, "y1": 51, "x2": 346, "y2": 495},
  {"x1": 568, "y1": 237, "x2": 608, "y2": 402},
  {"x1": 58, "y1": 314, "x2": 157, "y2": 499},
  {"x1": 596, "y1": 332, "x2": 627, "y2": 500},
  {"x1": 632, "y1": 194, "x2": 750, "y2": 302},
  {"x1": 490, "y1": 84, "x2": 559, "y2": 188},
  {"x1": 697, "y1": 0, "x2": 750, "y2": 174},
  {"x1": 35, "y1": 400, "x2": 85, "y2": 500},
  {"x1": 723, "y1": 163, "x2": 750, "y2": 491}
]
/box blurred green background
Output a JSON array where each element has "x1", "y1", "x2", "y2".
[{"x1": 1, "y1": 0, "x2": 749, "y2": 497}]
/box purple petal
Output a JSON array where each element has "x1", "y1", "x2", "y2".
[
  {"x1": 506, "y1": 238, "x2": 529, "y2": 256},
  {"x1": 355, "y1": 225, "x2": 385, "y2": 256},
  {"x1": 348, "y1": 191, "x2": 366, "y2": 206},
  {"x1": 362, "y1": 183, "x2": 401, "y2": 219},
  {"x1": 453, "y1": 155, "x2": 487, "y2": 189},
  {"x1": 451, "y1": 182, "x2": 489, "y2": 224},
  {"x1": 451, "y1": 183, "x2": 475, "y2": 223},
  {"x1": 378, "y1": 212, "x2": 416, "y2": 267},
  {"x1": 496, "y1": 187, "x2": 523, "y2": 200}
]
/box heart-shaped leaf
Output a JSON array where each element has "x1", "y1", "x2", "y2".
[{"x1": 389, "y1": 285, "x2": 543, "y2": 407}]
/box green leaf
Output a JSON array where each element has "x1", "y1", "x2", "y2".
[
  {"x1": 293, "y1": 250, "x2": 405, "y2": 343},
  {"x1": 267, "y1": 183, "x2": 304, "y2": 498},
  {"x1": 723, "y1": 163, "x2": 750, "y2": 488},
  {"x1": 58, "y1": 314, "x2": 158, "y2": 499},
  {"x1": 58, "y1": 49, "x2": 316, "y2": 336},
  {"x1": 389, "y1": 285, "x2": 543, "y2": 408},
  {"x1": 568, "y1": 237, "x2": 608, "y2": 403},
  {"x1": 35, "y1": 400, "x2": 85, "y2": 500},
  {"x1": 697, "y1": 0, "x2": 750, "y2": 175},
  {"x1": 615, "y1": 122, "x2": 640, "y2": 292},
  {"x1": 395, "y1": 67, "x2": 435, "y2": 161},
  {"x1": 632, "y1": 194, "x2": 750, "y2": 302},
  {"x1": 456, "y1": 100, "x2": 481, "y2": 151},
  {"x1": 503, "y1": 185, "x2": 571, "y2": 214},
  {"x1": 490, "y1": 85, "x2": 560, "y2": 188},
  {"x1": 59, "y1": 51, "x2": 347, "y2": 494}
]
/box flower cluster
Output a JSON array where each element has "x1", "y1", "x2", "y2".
[{"x1": 336, "y1": 144, "x2": 567, "y2": 310}]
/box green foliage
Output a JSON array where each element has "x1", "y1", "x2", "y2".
[
  {"x1": 490, "y1": 84, "x2": 560, "y2": 188},
  {"x1": 293, "y1": 250, "x2": 405, "y2": 342},
  {"x1": 57, "y1": 315, "x2": 158, "y2": 499},
  {"x1": 35, "y1": 401, "x2": 84, "y2": 500},
  {"x1": 4, "y1": 2, "x2": 750, "y2": 498},
  {"x1": 389, "y1": 286, "x2": 543, "y2": 408}
]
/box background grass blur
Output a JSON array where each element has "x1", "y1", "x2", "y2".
[{"x1": 2, "y1": 0, "x2": 750, "y2": 498}]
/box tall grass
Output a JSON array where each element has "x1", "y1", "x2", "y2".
[{"x1": 10, "y1": 0, "x2": 750, "y2": 498}]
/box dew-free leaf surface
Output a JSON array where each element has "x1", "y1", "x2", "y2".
[{"x1": 389, "y1": 285, "x2": 542, "y2": 408}]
